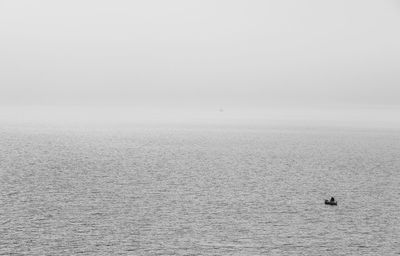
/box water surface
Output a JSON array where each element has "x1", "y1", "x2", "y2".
[{"x1": 1, "y1": 125, "x2": 399, "y2": 255}]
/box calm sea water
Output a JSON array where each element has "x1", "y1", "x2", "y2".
[{"x1": 0, "y1": 125, "x2": 399, "y2": 255}]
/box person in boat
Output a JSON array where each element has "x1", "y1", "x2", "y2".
[{"x1": 330, "y1": 197, "x2": 335, "y2": 202}]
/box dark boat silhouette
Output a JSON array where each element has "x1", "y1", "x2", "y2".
[{"x1": 325, "y1": 199, "x2": 337, "y2": 206}]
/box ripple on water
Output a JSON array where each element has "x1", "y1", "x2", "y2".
[{"x1": 0, "y1": 127, "x2": 399, "y2": 255}]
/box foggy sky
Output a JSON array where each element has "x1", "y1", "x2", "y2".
[{"x1": 1, "y1": 1, "x2": 400, "y2": 124}]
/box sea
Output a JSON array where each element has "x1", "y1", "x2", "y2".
[{"x1": 0, "y1": 124, "x2": 399, "y2": 255}]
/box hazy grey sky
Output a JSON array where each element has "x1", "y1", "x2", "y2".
[{"x1": 1, "y1": 1, "x2": 400, "y2": 119}]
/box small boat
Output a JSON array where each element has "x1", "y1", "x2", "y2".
[{"x1": 325, "y1": 200, "x2": 337, "y2": 206}]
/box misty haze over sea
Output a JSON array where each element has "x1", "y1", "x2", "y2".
[
  {"x1": 1, "y1": 106, "x2": 400, "y2": 130},
  {"x1": 1, "y1": 0, "x2": 400, "y2": 255}
]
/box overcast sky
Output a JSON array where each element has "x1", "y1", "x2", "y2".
[{"x1": 1, "y1": 0, "x2": 400, "y2": 125}]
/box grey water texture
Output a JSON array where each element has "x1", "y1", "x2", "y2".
[{"x1": 1, "y1": 126, "x2": 399, "y2": 255}]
